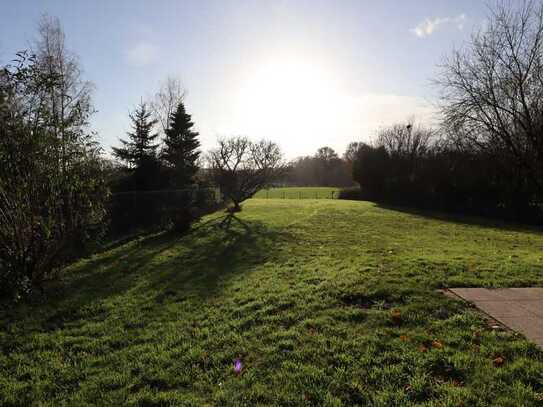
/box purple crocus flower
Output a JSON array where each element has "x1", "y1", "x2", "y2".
[{"x1": 233, "y1": 358, "x2": 243, "y2": 374}]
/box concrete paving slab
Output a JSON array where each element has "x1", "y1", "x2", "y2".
[
  {"x1": 449, "y1": 287, "x2": 508, "y2": 301},
  {"x1": 498, "y1": 318, "x2": 543, "y2": 343},
  {"x1": 448, "y1": 288, "x2": 543, "y2": 347},
  {"x1": 517, "y1": 300, "x2": 543, "y2": 318},
  {"x1": 494, "y1": 288, "x2": 543, "y2": 301},
  {"x1": 475, "y1": 301, "x2": 529, "y2": 318}
]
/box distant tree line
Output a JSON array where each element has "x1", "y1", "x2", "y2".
[
  {"x1": 281, "y1": 146, "x2": 354, "y2": 187},
  {"x1": 347, "y1": 1, "x2": 543, "y2": 223}
]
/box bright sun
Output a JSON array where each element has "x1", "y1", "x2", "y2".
[{"x1": 233, "y1": 57, "x2": 348, "y2": 151}]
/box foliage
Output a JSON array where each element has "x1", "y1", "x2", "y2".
[
  {"x1": 352, "y1": 143, "x2": 389, "y2": 200},
  {"x1": 108, "y1": 98, "x2": 205, "y2": 237},
  {"x1": 108, "y1": 95, "x2": 204, "y2": 237},
  {"x1": 337, "y1": 186, "x2": 364, "y2": 200},
  {"x1": 112, "y1": 102, "x2": 159, "y2": 171},
  {"x1": 107, "y1": 187, "x2": 220, "y2": 237},
  {"x1": 343, "y1": 141, "x2": 365, "y2": 176},
  {"x1": 348, "y1": 1, "x2": 543, "y2": 223},
  {"x1": 207, "y1": 136, "x2": 285, "y2": 211},
  {"x1": 437, "y1": 0, "x2": 543, "y2": 194},
  {"x1": 0, "y1": 20, "x2": 108, "y2": 300},
  {"x1": 350, "y1": 120, "x2": 543, "y2": 223},
  {"x1": 162, "y1": 101, "x2": 200, "y2": 188},
  {"x1": 110, "y1": 102, "x2": 164, "y2": 195},
  {"x1": 1, "y1": 200, "x2": 543, "y2": 405},
  {"x1": 283, "y1": 146, "x2": 353, "y2": 187}
]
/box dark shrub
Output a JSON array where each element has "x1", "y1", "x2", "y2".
[
  {"x1": 171, "y1": 207, "x2": 195, "y2": 233},
  {"x1": 352, "y1": 144, "x2": 389, "y2": 201},
  {"x1": 107, "y1": 187, "x2": 221, "y2": 238},
  {"x1": 0, "y1": 51, "x2": 108, "y2": 301},
  {"x1": 338, "y1": 187, "x2": 364, "y2": 201},
  {"x1": 350, "y1": 140, "x2": 543, "y2": 224}
]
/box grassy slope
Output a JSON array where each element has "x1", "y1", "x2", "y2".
[
  {"x1": 2, "y1": 200, "x2": 543, "y2": 406},
  {"x1": 253, "y1": 187, "x2": 339, "y2": 199}
]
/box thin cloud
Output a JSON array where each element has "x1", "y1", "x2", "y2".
[
  {"x1": 125, "y1": 41, "x2": 158, "y2": 66},
  {"x1": 411, "y1": 14, "x2": 466, "y2": 38}
]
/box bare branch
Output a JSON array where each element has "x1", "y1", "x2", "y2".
[
  {"x1": 151, "y1": 77, "x2": 185, "y2": 134},
  {"x1": 207, "y1": 137, "x2": 285, "y2": 210}
]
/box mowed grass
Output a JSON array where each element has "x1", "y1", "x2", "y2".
[
  {"x1": 253, "y1": 187, "x2": 339, "y2": 199},
  {"x1": 2, "y1": 200, "x2": 543, "y2": 406}
]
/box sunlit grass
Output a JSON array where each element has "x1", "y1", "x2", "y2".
[
  {"x1": 1, "y1": 199, "x2": 543, "y2": 406},
  {"x1": 253, "y1": 187, "x2": 339, "y2": 199}
]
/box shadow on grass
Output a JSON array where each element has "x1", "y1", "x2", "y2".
[
  {"x1": 142, "y1": 213, "x2": 292, "y2": 297},
  {"x1": 1, "y1": 213, "x2": 293, "y2": 327},
  {"x1": 375, "y1": 202, "x2": 543, "y2": 234}
]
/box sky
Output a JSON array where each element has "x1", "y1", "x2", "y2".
[{"x1": 0, "y1": 0, "x2": 490, "y2": 159}]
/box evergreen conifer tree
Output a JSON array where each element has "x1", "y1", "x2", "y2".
[
  {"x1": 162, "y1": 102, "x2": 200, "y2": 187},
  {"x1": 112, "y1": 102, "x2": 159, "y2": 169}
]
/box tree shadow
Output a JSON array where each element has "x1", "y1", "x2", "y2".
[
  {"x1": 375, "y1": 202, "x2": 543, "y2": 234},
  {"x1": 1, "y1": 213, "x2": 294, "y2": 328},
  {"x1": 142, "y1": 213, "x2": 291, "y2": 298}
]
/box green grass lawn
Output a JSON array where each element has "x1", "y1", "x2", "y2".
[
  {"x1": 2, "y1": 200, "x2": 543, "y2": 406},
  {"x1": 253, "y1": 186, "x2": 339, "y2": 199}
]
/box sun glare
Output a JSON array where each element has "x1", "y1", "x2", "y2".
[{"x1": 234, "y1": 57, "x2": 347, "y2": 150}]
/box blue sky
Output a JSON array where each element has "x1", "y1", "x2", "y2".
[{"x1": 0, "y1": 0, "x2": 489, "y2": 158}]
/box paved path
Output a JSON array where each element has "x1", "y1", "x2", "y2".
[{"x1": 449, "y1": 288, "x2": 543, "y2": 347}]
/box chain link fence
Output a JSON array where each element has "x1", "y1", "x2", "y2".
[
  {"x1": 255, "y1": 188, "x2": 339, "y2": 200},
  {"x1": 107, "y1": 187, "x2": 221, "y2": 236}
]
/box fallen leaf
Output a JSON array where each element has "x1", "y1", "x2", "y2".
[
  {"x1": 419, "y1": 344, "x2": 428, "y2": 353},
  {"x1": 431, "y1": 340, "x2": 443, "y2": 349},
  {"x1": 451, "y1": 379, "x2": 464, "y2": 387},
  {"x1": 399, "y1": 335, "x2": 409, "y2": 342},
  {"x1": 493, "y1": 356, "x2": 505, "y2": 367},
  {"x1": 391, "y1": 309, "x2": 402, "y2": 325}
]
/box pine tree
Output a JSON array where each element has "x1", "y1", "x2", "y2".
[
  {"x1": 112, "y1": 102, "x2": 159, "y2": 169},
  {"x1": 162, "y1": 102, "x2": 200, "y2": 187}
]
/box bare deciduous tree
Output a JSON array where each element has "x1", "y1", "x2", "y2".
[
  {"x1": 437, "y1": 0, "x2": 543, "y2": 191},
  {"x1": 374, "y1": 118, "x2": 434, "y2": 160},
  {"x1": 343, "y1": 142, "x2": 364, "y2": 164},
  {"x1": 34, "y1": 15, "x2": 94, "y2": 167},
  {"x1": 208, "y1": 136, "x2": 285, "y2": 211},
  {"x1": 151, "y1": 76, "x2": 185, "y2": 134}
]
